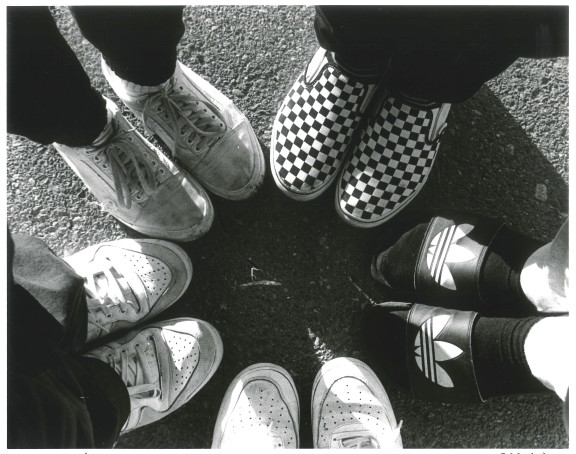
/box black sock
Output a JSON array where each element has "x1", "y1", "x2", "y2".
[
  {"x1": 362, "y1": 304, "x2": 550, "y2": 399},
  {"x1": 479, "y1": 226, "x2": 543, "y2": 315},
  {"x1": 373, "y1": 220, "x2": 543, "y2": 315},
  {"x1": 472, "y1": 315, "x2": 548, "y2": 399}
]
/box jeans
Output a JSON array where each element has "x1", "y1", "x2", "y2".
[
  {"x1": 314, "y1": 6, "x2": 568, "y2": 102},
  {"x1": 7, "y1": 6, "x2": 184, "y2": 146},
  {"x1": 7, "y1": 233, "x2": 130, "y2": 448}
]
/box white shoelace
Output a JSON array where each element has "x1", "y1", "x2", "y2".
[
  {"x1": 85, "y1": 258, "x2": 141, "y2": 338},
  {"x1": 335, "y1": 421, "x2": 403, "y2": 449},
  {"x1": 106, "y1": 340, "x2": 161, "y2": 399},
  {"x1": 142, "y1": 80, "x2": 226, "y2": 157},
  {"x1": 87, "y1": 125, "x2": 159, "y2": 209}
]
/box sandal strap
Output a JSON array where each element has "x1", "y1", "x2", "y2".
[
  {"x1": 415, "y1": 215, "x2": 503, "y2": 303},
  {"x1": 406, "y1": 304, "x2": 484, "y2": 402}
]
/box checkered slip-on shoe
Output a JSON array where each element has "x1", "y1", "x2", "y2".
[
  {"x1": 336, "y1": 90, "x2": 451, "y2": 227},
  {"x1": 271, "y1": 47, "x2": 379, "y2": 201}
]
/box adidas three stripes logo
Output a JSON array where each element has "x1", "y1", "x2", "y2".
[{"x1": 426, "y1": 224, "x2": 476, "y2": 290}]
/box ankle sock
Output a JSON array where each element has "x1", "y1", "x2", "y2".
[
  {"x1": 363, "y1": 304, "x2": 550, "y2": 399},
  {"x1": 472, "y1": 315, "x2": 548, "y2": 398},
  {"x1": 373, "y1": 220, "x2": 543, "y2": 315},
  {"x1": 332, "y1": 52, "x2": 388, "y2": 84}
]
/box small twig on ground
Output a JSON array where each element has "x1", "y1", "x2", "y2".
[
  {"x1": 250, "y1": 266, "x2": 261, "y2": 281},
  {"x1": 238, "y1": 280, "x2": 282, "y2": 289},
  {"x1": 347, "y1": 276, "x2": 377, "y2": 306}
]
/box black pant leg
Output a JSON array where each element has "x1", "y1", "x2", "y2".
[
  {"x1": 70, "y1": 6, "x2": 185, "y2": 86},
  {"x1": 315, "y1": 6, "x2": 568, "y2": 103},
  {"x1": 7, "y1": 233, "x2": 130, "y2": 448},
  {"x1": 7, "y1": 7, "x2": 107, "y2": 146}
]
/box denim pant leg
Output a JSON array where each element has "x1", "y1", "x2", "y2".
[
  {"x1": 314, "y1": 6, "x2": 568, "y2": 103},
  {"x1": 7, "y1": 7, "x2": 107, "y2": 146},
  {"x1": 70, "y1": 6, "x2": 185, "y2": 86},
  {"x1": 8, "y1": 233, "x2": 130, "y2": 448}
]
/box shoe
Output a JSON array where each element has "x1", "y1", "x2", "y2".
[
  {"x1": 53, "y1": 97, "x2": 213, "y2": 241},
  {"x1": 336, "y1": 89, "x2": 451, "y2": 227},
  {"x1": 311, "y1": 357, "x2": 403, "y2": 449},
  {"x1": 64, "y1": 238, "x2": 193, "y2": 344},
  {"x1": 84, "y1": 317, "x2": 223, "y2": 434},
  {"x1": 103, "y1": 60, "x2": 265, "y2": 201},
  {"x1": 212, "y1": 363, "x2": 300, "y2": 449},
  {"x1": 271, "y1": 47, "x2": 379, "y2": 200}
]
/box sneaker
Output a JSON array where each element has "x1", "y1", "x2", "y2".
[
  {"x1": 103, "y1": 60, "x2": 265, "y2": 201},
  {"x1": 84, "y1": 317, "x2": 223, "y2": 435},
  {"x1": 63, "y1": 238, "x2": 193, "y2": 344},
  {"x1": 53, "y1": 97, "x2": 213, "y2": 241},
  {"x1": 270, "y1": 47, "x2": 379, "y2": 200},
  {"x1": 212, "y1": 363, "x2": 300, "y2": 449},
  {"x1": 311, "y1": 357, "x2": 402, "y2": 449},
  {"x1": 336, "y1": 90, "x2": 451, "y2": 227}
]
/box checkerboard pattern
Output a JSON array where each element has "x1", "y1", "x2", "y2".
[
  {"x1": 272, "y1": 58, "x2": 368, "y2": 196},
  {"x1": 338, "y1": 95, "x2": 448, "y2": 225}
]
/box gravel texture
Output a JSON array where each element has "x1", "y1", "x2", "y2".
[{"x1": 6, "y1": 6, "x2": 568, "y2": 449}]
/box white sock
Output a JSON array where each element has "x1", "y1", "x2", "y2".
[
  {"x1": 524, "y1": 316, "x2": 569, "y2": 401},
  {"x1": 102, "y1": 58, "x2": 171, "y2": 97}
]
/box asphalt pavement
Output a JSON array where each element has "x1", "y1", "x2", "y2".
[{"x1": 6, "y1": 6, "x2": 569, "y2": 449}]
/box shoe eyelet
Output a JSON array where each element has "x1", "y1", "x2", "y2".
[
  {"x1": 94, "y1": 157, "x2": 101, "y2": 162},
  {"x1": 121, "y1": 349, "x2": 127, "y2": 353},
  {"x1": 102, "y1": 164, "x2": 108, "y2": 169},
  {"x1": 106, "y1": 314, "x2": 112, "y2": 318},
  {"x1": 129, "y1": 137, "x2": 133, "y2": 142},
  {"x1": 151, "y1": 160, "x2": 156, "y2": 166},
  {"x1": 164, "y1": 114, "x2": 169, "y2": 119},
  {"x1": 179, "y1": 86, "x2": 184, "y2": 91},
  {"x1": 158, "y1": 169, "x2": 165, "y2": 175},
  {"x1": 135, "y1": 343, "x2": 140, "y2": 347}
]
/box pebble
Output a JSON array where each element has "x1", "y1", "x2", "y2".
[{"x1": 535, "y1": 183, "x2": 548, "y2": 201}]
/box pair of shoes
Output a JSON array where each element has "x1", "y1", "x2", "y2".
[
  {"x1": 64, "y1": 238, "x2": 223, "y2": 434},
  {"x1": 211, "y1": 358, "x2": 403, "y2": 449},
  {"x1": 54, "y1": 60, "x2": 265, "y2": 242},
  {"x1": 271, "y1": 47, "x2": 450, "y2": 227},
  {"x1": 362, "y1": 214, "x2": 557, "y2": 403}
]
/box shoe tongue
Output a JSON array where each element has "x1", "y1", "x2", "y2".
[{"x1": 330, "y1": 425, "x2": 379, "y2": 449}]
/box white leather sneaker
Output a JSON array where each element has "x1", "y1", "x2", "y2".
[
  {"x1": 84, "y1": 317, "x2": 223, "y2": 435},
  {"x1": 64, "y1": 238, "x2": 192, "y2": 344},
  {"x1": 311, "y1": 357, "x2": 403, "y2": 449},
  {"x1": 212, "y1": 363, "x2": 300, "y2": 449}
]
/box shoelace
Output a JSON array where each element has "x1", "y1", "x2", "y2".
[
  {"x1": 106, "y1": 340, "x2": 161, "y2": 399},
  {"x1": 85, "y1": 258, "x2": 141, "y2": 338},
  {"x1": 87, "y1": 124, "x2": 158, "y2": 209},
  {"x1": 142, "y1": 80, "x2": 226, "y2": 157},
  {"x1": 336, "y1": 421, "x2": 403, "y2": 449}
]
